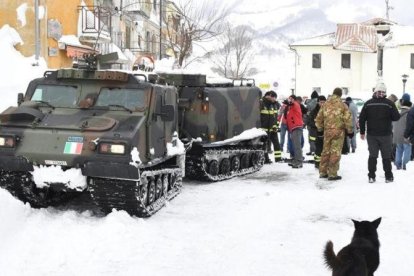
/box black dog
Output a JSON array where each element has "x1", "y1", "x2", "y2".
[{"x1": 323, "y1": 217, "x2": 381, "y2": 276}]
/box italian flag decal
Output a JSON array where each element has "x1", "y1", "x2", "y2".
[{"x1": 64, "y1": 142, "x2": 83, "y2": 154}]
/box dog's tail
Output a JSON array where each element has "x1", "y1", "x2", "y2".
[{"x1": 323, "y1": 241, "x2": 341, "y2": 270}]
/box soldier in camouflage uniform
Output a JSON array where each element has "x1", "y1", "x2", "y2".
[
  {"x1": 315, "y1": 88, "x2": 353, "y2": 180},
  {"x1": 260, "y1": 90, "x2": 282, "y2": 163}
]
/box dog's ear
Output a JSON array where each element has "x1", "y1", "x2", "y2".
[
  {"x1": 352, "y1": 219, "x2": 360, "y2": 228},
  {"x1": 371, "y1": 217, "x2": 382, "y2": 229}
]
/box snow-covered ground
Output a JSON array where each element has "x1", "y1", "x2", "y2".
[
  {"x1": 1, "y1": 24, "x2": 414, "y2": 276},
  {"x1": 0, "y1": 139, "x2": 413, "y2": 275}
]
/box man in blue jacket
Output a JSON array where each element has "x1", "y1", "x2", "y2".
[{"x1": 359, "y1": 82, "x2": 400, "y2": 183}]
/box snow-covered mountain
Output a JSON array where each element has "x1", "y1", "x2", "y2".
[{"x1": 219, "y1": 0, "x2": 390, "y2": 97}]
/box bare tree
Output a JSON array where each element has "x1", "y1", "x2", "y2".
[
  {"x1": 210, "y1": 23, "x2": 258, "y2": 79},
  {"x1": 164, "y1": 0, "x2": 231, "y2": 68}
]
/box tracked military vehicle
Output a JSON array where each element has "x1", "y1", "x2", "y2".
[
  {"x1": 159, "y1": 73, "x2": 267, "y2": 181},
  {"x1": 0, "y1": 54, "x2": 184, "y2": 217},
  {"x1": 0, "y1": 54, "x2": 266, "y2": 217}
]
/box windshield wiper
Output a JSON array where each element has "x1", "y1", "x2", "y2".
[
  {"x1": 34, "y1": 100, "x2": 55, "y2": 109},
  {"x1": 107, "y1": 104, "x2": 133, "y2": 113}
]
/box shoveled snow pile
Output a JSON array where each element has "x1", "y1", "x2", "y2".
[{"x1": 0, "y1": 24, "x2": 47, "y2": 110}]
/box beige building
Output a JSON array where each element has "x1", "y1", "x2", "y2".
[
  {"x1": 0, "y1": 0, "x2": 97, "y2": 68},
  {"x1": 1, "y1": 0, "x2": 182, "y2": 70}
]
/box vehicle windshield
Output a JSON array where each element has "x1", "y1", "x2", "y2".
[
  {"x1": 95, "y1": 88, "x2": 146, "y2": 111},
  {"x1": 31, "y1": 85, "x2": 78, "y2": 108}
]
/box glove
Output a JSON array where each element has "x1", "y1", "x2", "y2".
[{"x1": 347, "y1": 132, "x2": 354, "y2": 139}]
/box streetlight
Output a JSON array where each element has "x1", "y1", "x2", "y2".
[{"x1": 402, "y1": 74, "x2": 409, "y2": 93}]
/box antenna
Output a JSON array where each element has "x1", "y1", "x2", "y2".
[{"x1": 385, "y1": 0, "x2": 394, "y2": 20}]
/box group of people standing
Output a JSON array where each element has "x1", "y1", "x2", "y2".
[
  {"x1": 260, "y1": 91, "x2": 305, "y2": 168},
  {"x1": 260, "y1": 82, "x2": 414, "y2": 183}
]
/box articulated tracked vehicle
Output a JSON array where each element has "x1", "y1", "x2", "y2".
[
  {"x1": 0, "y1": 55, "x2": 266, "y2": 217},
  {"x1": 159, "y1": 73, "x2": 267, "y2": 181}
]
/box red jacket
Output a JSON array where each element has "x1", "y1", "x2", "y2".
[{"x1": 286, "y1": 101, "x2": 303, "y2": 131}]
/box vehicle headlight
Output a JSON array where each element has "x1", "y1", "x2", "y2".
[
  {"x1": 0, "y1": 136, "x2": 16, "y2": 148},
  {"x1": 98, "y1": 142, "x2": 126, "y2": 155}
]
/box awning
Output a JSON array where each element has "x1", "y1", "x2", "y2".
[{"x1": 64, "y1": 44, "x2": 97, "y2": 58}]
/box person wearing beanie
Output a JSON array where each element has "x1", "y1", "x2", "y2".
[
  {"x1": 393, "y1": 95, "x2": 412, "y2": 170},
  {"x1": 315, "y1": 88, "x2": 353, "y2": 180},
  {"x1": 400, "y1": 93, "x2": 411, "y2": 106},
  {"x1": 286, "y1": 94, "x2": 304, "y2": 168},
  {"x1": 305, "y1": 90, "x2": 320, "y2": 156},
  {"x1": 359, "y1": 82, "x2": 400, "y2": 183},
  {"x1": 308, "y1": 95, "x2": 327, "y2": 168},
  {"x1": 260, "y1": 90, "x2": 282, "y2": 163},
  {"x1": 344, "y1": 97, "x2": 359, "y2": 153}
]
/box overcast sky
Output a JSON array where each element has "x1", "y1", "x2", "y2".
[{"x1": 229, "y1": 0, "x2": 414, "y2": 26}]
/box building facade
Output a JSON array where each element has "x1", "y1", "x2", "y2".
[
  {"x1": 290, "y1": 18, "x2": 414, "y2": 99},
  {"x1": 0, "y1": 0, "x2": 181, "y2": 70}
]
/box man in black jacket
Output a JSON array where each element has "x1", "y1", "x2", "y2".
[
  {"x1": 359, "y1": 82, "x2": 400, "y2": 183},
  {"x1": 308, "y1": 95, "x2": 326, "y2": 168},
  {"x1": 260, "y1": 90, "x2": 282, "y2": 163}
]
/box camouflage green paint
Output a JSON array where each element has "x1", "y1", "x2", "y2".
[
  {"x1": 315, "y1": 94, "x2": 353, "y2": 178},
  {"x1": 0, "y1": 69, "x2": 180, "y2": 179},
  {"x1": 318, "y1": 129, "x2": 345, "y2": 177},
  {"x1": 177, "y1": 85, "x2": 262, "y2": 143}
]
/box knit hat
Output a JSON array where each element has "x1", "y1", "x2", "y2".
[
  {"x1": 402, "y1": 93, "x2": 411, "y2": 102},
  {"x1": 317, "y1": 95, "x2": 327, "y2": 102},
  {"x1": 311, "y1": 90, "x2": 319, "y2": 99},
  {"x1": 374, "y1": 82, "x2": 387, "y2": 93},
  {"x1": 345, "y1": 97, "x2": 352, "y2": 102}
]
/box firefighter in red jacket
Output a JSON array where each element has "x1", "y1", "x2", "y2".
[
  {"x1": 260, "y1": 90, "x2": 282, "y2": 163},
  {"x1": 286, "y1": 94, "x2": 304, "y2": 168}
]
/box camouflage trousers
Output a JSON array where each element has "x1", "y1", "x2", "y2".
[{"x1": 319, "y1": 129, "x2": 345, "y2": 177}]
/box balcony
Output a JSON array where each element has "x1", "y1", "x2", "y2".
[{"x1": 78, "y1": 5, "x2": 111, "y2": 44}]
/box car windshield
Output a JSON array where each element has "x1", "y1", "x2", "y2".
[
  {"x1": 95, "y1": 88, "x2": 147, "y2": 111},
  {"x1": 31, "y1": 85, "x2": 78, "y2": 108}
]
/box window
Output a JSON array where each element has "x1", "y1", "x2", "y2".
[
  {"x1": 341, "y1": 54, "x2": 351, "y2": 69},
  {"x1": 411, "y1": 53, "x2": 414, "y2": 69},
  {"x1": 96, "y1": 88, "x2": 147, "y2": 111},
  {"x1": 32, "y1": 85, "x2": 78, "y2": 108},
  {"x1": 146, "y1": 31, "x2": 150, "y2": 51},
  {"x1": 312, "y1": 54, "x2": 321, "y2": 68},
  {"x1": 312, "y1": 87, "x2": 321, "y2": 94}
]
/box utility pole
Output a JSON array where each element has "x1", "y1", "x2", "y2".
[
  {"x1": 34, "y1": 0, "x2": 40, "y2": 65},
  {"x1": 385, "y1": 0, "x2": 393, "y2": 20},
  {"x1": 159, "y1": 0, "x2": 162, "y2": 60}
]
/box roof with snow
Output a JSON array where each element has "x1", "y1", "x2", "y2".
[
  {"x1": 333, "y1": 24, "x2": 377, "y2": 53},
  {"x1": 290, "y1": 18, "x2": 414, "y2": 50},
  {"x1": 381, "y1": 25, "x2": 414, "y2": 47},
  {"x1": 289, "y1": 33, "x2": 335, "y2": 47},
  {"x1": 361, "y1": 17, "x2": 397, "y2": 26}
]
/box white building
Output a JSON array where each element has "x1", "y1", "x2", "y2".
[{"x1": 290, "y1": 18, "x2": 414, "y2": 100}]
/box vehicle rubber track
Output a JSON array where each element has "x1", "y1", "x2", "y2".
[
  {"x1": 185, "y1": 147, "x2": 265, "y2": 181},
  {"x1": 0, "y1": 170, "x2": 80, "y2": 208},
  {"x1": 88, "y1": 167, "x2": 182, "y2": 217}
]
